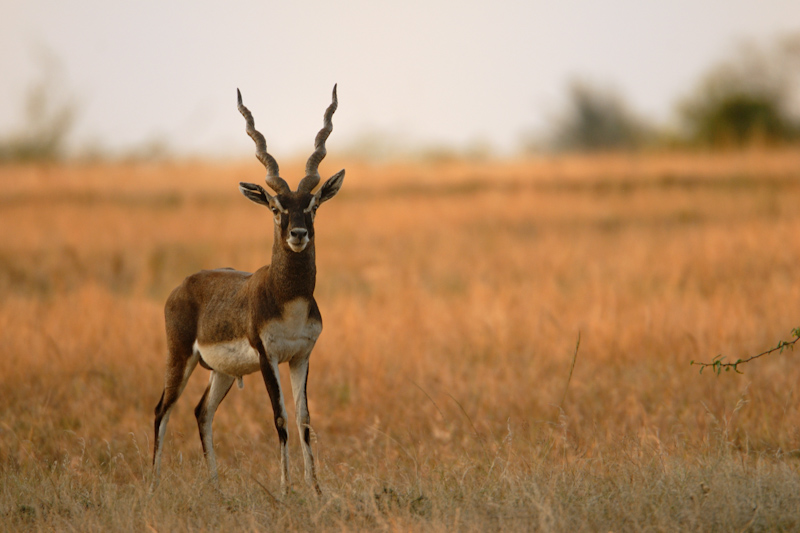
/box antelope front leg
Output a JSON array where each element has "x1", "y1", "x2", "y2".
[
  {"x1": 289, "y1": 357, "x2": 321, "y2": 494},
  {"x1": 258, "y1": 348, "x2": 290, "y2": 494}
]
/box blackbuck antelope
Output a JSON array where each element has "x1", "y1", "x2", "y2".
[{"x1": 152, "y1": 86, "x2": 344, "y2": 495}]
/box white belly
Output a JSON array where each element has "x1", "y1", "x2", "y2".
[
  {"x1": 194, "y1": 300, "x2": 322, "y2": 376},
  {"x1": 194, "y1": 338, "x2": 260, "y2": 377}
]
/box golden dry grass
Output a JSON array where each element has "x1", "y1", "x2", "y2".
[{"x1": 2, "y1": 150, "x2": 800, "y2": 531}]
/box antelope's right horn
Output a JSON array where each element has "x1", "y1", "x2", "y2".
[{"x1": 298, "y1": 84, "x2": 338, "y2": 194}]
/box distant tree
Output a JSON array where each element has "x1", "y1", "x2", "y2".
[
  {"x1": 0, "y1": 49, "x2": 78, "y2": 163},
  {"x1": 678, "y1": 33, "x2": 800, "y2": 147},
  {"x1": 544, "y1": 80, "x2": 651, "y2": 152}
]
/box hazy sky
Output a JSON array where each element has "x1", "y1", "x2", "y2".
[{"x1": 1, "y1": 0, "x2": 799, "y2": 157}]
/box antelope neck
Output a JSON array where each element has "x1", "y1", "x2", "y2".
[{"x1": 267, "y1": 241, "x2": 316, "y2": 303}]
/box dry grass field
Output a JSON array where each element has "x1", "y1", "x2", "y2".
[{"x1": 2, "y1": 150, "x2": 800, "y2": 531}]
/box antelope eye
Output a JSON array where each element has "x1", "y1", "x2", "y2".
[{"x1": 271, "y1": 207, "x2": 280, "y2": 215}]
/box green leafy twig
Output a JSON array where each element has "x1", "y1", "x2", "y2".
[{"x1": 692, "y1": 328, "x2": 800, "y2": 375}]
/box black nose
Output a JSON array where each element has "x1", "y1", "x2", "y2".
[{"x1": 290, "y1": 228, "x2": 308, "y2": 240}]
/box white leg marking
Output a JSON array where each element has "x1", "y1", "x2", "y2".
[
  {"x1": 268, "y1": 358, "x2": 291, "y2": 493},
  {"x1": 199, "y1": 371, "x2": 235, "y2": 482},
  {"x1": 153, "y1": 412, "x2": 171, "y2": 480},
  {"x1": 289, "y1": 357, "x2": 320, "y2": 492},
  {"x1": 153, "y1": 353, "x2": 199, "y2": 485}
]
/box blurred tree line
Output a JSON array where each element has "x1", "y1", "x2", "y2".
[
  {"x1": 533, "y1": 33, "x2": 800, "y2": 153},
  {"x1": 2, "y1": 34, "x2": 800, "y2": 162}
]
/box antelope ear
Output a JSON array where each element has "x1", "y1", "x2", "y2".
[
  {"x1": 239, "y1": 182, "x2": 273, "y2": 206},
  {"x1": 315, "y1": 169, "x2": 345, "y2": 204}
]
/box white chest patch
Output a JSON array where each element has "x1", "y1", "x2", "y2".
[
  {"x1": 261, "y1": 299, "x2": 322, "y2": 364},
  {"x1": 193, "y1": 299, "x2": 322, "y2": 377}
]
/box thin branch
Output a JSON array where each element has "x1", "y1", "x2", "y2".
[
  {"x1": 692, "y1": 327, "x2": 800, "y2": 375},
  {"x1": 558, "y1": 331, "x2": 581, "y2": 410},
  {"x1": 249, "y1": 473, "x2": 282, "y2": 507},
  {"x1": 408, "y1": 379, "x2": 446, "y2": 421},
  {"x1": 446, "y1": 392, "x2": 489, "y2": 461}
]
